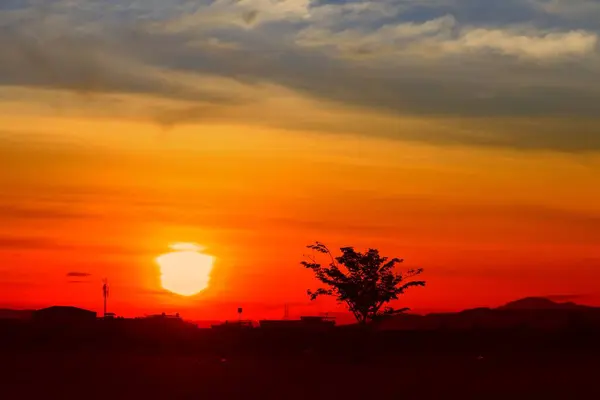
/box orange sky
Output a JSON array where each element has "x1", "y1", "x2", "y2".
[
  {"x1": 2, "y1": 111, "x2": 600, "y2": 320},
  {"x1": 2, "y1": 1, "x2": 600, "y2": 321}
]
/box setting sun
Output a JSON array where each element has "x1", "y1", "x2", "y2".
[{"x1": 156, "y1": 243, "x2": 214, "y2": 296}]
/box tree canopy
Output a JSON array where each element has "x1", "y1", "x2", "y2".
[{"x1": 302, "y1": 242, "x2": 425, "y2": 324}]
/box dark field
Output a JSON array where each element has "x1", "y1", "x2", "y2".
[
  {"x1": 2, "y1": 319, "x2": 600, "y2": 399},
  {"x1": 3, "y1": 348, "x2": 599, "y2": 399}
]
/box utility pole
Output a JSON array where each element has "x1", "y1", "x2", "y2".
[
  {"x1": 284, "y1": 303, "x2": 289, "y2": 320},
  {"x1": 102, "y1": 279, "x2": 109, "y2": 317}
]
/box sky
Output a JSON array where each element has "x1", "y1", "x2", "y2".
[{"x1": 1, "y1": 0, "x2": 600, "y2": 321}]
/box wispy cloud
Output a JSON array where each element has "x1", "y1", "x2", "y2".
[
  {"x1": 0, "y1": 204, "x2": 95, "y2": 221},
  {"x1": 0, "y1": 237, "x2": 55, "y2": 250},
  {"x1": 298, "y1": 16, "x2": 598, "y2": 61},
  {"x1": 0, "y1": 235, "x2": 145, "y2": 256}
]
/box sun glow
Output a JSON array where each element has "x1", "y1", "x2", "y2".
[{"x1": 156, "y1": 243, "x2": 214, "y2": 296}]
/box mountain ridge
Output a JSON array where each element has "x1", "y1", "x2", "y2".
[{"x1": 378, "y1": 297, "x2": 600, "y2": 330}]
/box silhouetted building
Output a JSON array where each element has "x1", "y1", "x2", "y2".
[
  {"x1": 259, "y1": 316, "x2": 335, "y2": 331},
  {"x1": 33, "y1": 306, "x2": 97, "y2": 325},
  {"x1": 132, "y1": 313, "x2": 191, "y2": 330},
  {"x1": 141, "y1": 312, "x2": 182, "y2": 321},
  {"x1": 211, "y1": 320, "x2": 254, "y2": 330},
  {"x1": 103, "y1": 312, "x2": 117, "y2": 320}
]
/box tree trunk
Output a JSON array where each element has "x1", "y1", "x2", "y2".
[{"x1": 359, "y1": 313, "x2": 369, "y2": 325}]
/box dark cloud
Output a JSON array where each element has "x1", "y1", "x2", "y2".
[
  {"x1": 66, "y1": 272, "x2": 91, "y2": 278},
  {"x1": 0, "y1": 32, "x2": 248, "y2": 106},
  {"x1": 242, "y1": 10, "x2": 259, "y2": 25}
]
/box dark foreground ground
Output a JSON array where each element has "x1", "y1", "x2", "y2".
[
  {"x1": 2, "y1": 323, "x2": 600, "y2": 399},
  {"x1": 2, "y1": 349, "x2": 599, "y2": 399}
]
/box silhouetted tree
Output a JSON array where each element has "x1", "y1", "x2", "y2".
[{"x1": 302, "y1": 242, "x2": 425, "y2": 325}]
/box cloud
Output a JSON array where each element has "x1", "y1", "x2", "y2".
[
  {"x1": 0, "y1": 237, "x2": 55, "y2": 250},
  {"x1": 0, "y1": 235, "x2": 145, "y2": 256},
  {"x1": 297, "y1": 14, "x2": 598, "y2": 61},
  {"x1": 0, "y1": 204, "x2": 95, "y2": 221},
  {"x1": 448, "y1": 28, "x2": 598, "y2": 60},
  {"x1": 0, "y1": 33, "x2": 252, "y2": 106},
  {"x1": 531, "y1": 0, "x2": 600, "y2": 22},
  {"x1": 152, "y1": 0, "x2": 312, "y2": 32},
  {"x1": 1, "y1": 0, "x2": 600, "y2": 151},
  {"x1": 66, "y1": 272, "x2": 92, "y2": 278}
]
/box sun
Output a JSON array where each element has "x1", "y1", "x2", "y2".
[{"x1": 156, "y1": 243, "x2": 214, "y2": 296}]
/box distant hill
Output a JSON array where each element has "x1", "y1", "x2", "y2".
[
  {"x1": 0, "y1": 309, "x2": 34, "y2": 320},
  {"x1": 498, "y1": 297, "x2": 591, "y2": 311},
  {"x1": 378, "y1": 297, "x2": 600, "y2": 331},
  {"x1": 3, "y1": 297, "x2": 599, "y2": 329}
]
